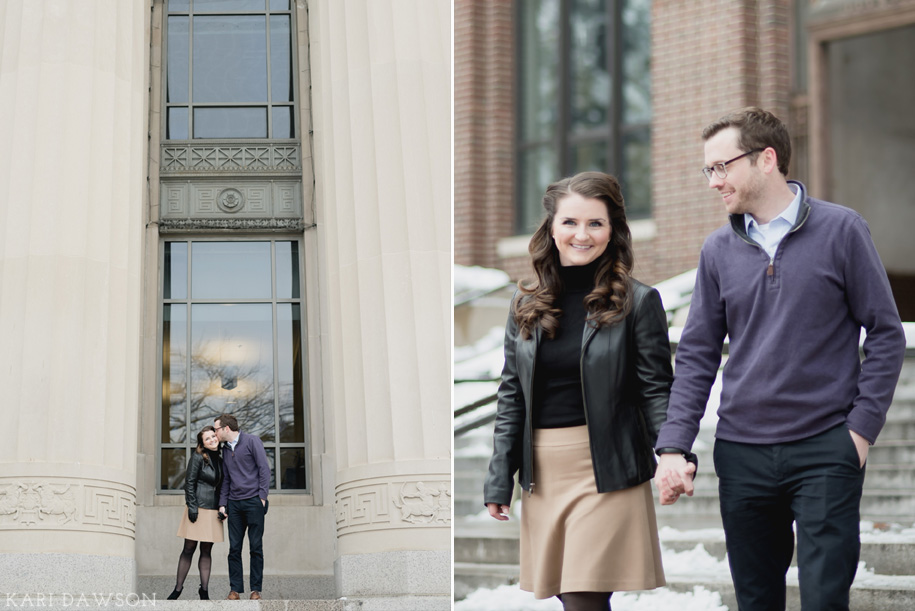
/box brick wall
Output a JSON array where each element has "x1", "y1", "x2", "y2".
[
  {"x1": 456, "y1": 0, "x2": 795, "y2": 286},
  {"x1": 454, "y1": 0, "x2": 515, "y2": 269}
]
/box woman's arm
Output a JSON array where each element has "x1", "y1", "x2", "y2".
[{"x1": 184, "y1": 453, "x2": 203, "y2": 520}]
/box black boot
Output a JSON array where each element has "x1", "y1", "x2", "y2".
[
  {"x1": 198, "y1": 586, "x2": 209, "y2": 600},
  {"x1": 166, "y1": 588, "x2": 182, "y2": 600}
]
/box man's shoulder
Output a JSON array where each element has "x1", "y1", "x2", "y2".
[{"x1": 806, "y1": 197, "x2": 864, "y2": 228}]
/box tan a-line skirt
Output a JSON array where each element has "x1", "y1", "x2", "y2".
[
  {"x1": 519, "y1": 425, "x2": 665, "y2": 599},
  {"x1": 176, "y1": 506, "x2": 224, "y2": 543}
]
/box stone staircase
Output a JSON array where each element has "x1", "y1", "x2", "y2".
[{"x1": 454, "y1": 357, "x2": 915, "y2": 609}]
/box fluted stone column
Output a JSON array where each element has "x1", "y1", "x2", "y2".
[
  {"x1": 0, "y1": 0, "x2": 148, "y2": 596},
  {"x1": 308, "y1": 0, "x2": 451, "y2": 606}
]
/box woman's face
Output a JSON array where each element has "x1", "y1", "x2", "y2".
[
  {"x1": 202, "y1": 430, "x2": 219, "y2": 451},
  {"x1": 551, "y1": 192, "x2": 612, "y2": 267}
]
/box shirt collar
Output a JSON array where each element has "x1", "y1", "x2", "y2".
[{"x1": 745, "y1": 183, "x2": 802, "y2": 233}]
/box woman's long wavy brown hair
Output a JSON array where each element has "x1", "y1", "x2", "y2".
[{"x1": 514, "y1": 171, "x2": 634, "y2": 340}]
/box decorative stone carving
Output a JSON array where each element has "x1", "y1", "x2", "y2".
[
  {"x1": 158, "y1": 218, "x2": 309, "y2": 233},
  {"x1": 161, "y1": 143, "x2": 302, "y2": 175},
  {"x1": 217, "y1": 188, "x2": 245, "y2": 213},
  {"x1": 0, "y1": 480, "x2": 136, "y2": 535},
  {"x1": 334, "y1": 478, "x2": 451, "y2": 535}
]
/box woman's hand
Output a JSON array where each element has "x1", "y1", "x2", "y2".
[
  {"x1": 188, "y1": 510, "x2": 198, "y2": 523},
  {"x1": 486, "y1": 503, "x2": 511, "y2": 521}
]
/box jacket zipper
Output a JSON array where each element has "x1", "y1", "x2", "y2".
[
  {"x1": 527, "y1": 332, "x2": 537, "y2": 497},
  {"x1": 736, "y1": 198, "x2": 811, "y2": 280}
]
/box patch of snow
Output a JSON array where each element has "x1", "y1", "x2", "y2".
[
  {"x1": 455, "y1": 584, "x2": 729, "y2": 611},
  {"x1": 455, "y1": 265, "x2": 512, "y2": 304}
]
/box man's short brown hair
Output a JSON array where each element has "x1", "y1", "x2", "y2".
[
  {"x1": 702, "y1": 106, "x2": 791, "y2": 177},
  {"x1": 216, "y1": 413, "x2": 239, "y2": 432}
]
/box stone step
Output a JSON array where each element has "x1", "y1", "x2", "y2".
[
  {"x1": 0, "y1": 601, "x2": 346, "y2": 611},
  {"x1": 137, "y1": 576, "x2": 335, "y2": 602}
]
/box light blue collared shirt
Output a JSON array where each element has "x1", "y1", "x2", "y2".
[{"x1": 745, "y1": 183, "x2": 802, "y2": 260}]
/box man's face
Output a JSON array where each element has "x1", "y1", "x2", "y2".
[
  {"x1": 214, "y1": 420, "x2": 228, "y2": 442},
  {"x1": 703, "y1": 127, "x2": 766, "y2": 216}
]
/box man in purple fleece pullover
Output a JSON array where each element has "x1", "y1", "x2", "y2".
[
  {"x1": 654, "y1": 107, "x2": 905, "y2": 610},
  {"x1": 215, "y1": 413, "x2": 271, "y2": 601}
]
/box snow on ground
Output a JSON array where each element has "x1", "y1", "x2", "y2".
[
  {"x1": 455, "y1": 265, "x2": 512, "y2": 305},
  {"x1": 455, "y1": 584, "x2": 729, "y2": 611}
]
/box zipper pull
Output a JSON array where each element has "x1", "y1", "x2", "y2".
[
  {"x1": 767, "y1": 262, "x2": 774, "y2": 276},
  {"x1": 529, "y1": 483, "x2": 535, "y2": 497}
]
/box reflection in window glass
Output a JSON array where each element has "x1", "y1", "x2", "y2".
[
  {"x1": 622, "y1": 0, "x2": 651, "y2": 125},
  {"x1": 161, "y1": 448, "x2": 187, "y2": 491},
  {"x1": 161, "y1": 240, "x2": 308, "y2": 491},
  {"x1": 520, "y1": 0, "x2": 560, "y2": 143},
  {"x1": 277, "y1": 304, "x2": 304, "y2": 442},
  {"x1": 569, "y1": 141, "x2": 610, "y2": 175},
  {"x1": 622, "y1": 129, "x2": 651, "y2": 218},
  {"x1": 270, "y1": 0, "x2": 290, "y2": 10},
  {"x1": 194, "y1": 0, "x2": 266, "y2": 13},
  {"x1": 519, "y1": 146, "x2": 558, "y2": 234},
  {"x1": 167, "y1": 17, "x2": 189, "y2": 104},
  {"x1": 570, "y1": 0, "x2": 610, "y2": 131},
  {"x1": 194, "y1": 107, "x2": 268, "y2": 138},
  {"x1": 162, "y1": 305, "x2": 188, "y2": 443},
  {"x1": 164, "y1": 242, "x2": 188, "y2": 299},
  {"x1": 272, "y1": 107, "x2": 294, "y2": 139},
  {"x1": 265, "y1": 448, "x2": 277, "y2": 489},
  {"x1": 168, "y1": 0, "x2": 190, "y2": 13},
  {"x1": 190, "y1": 304, "x2": 276, "y2": 440},
  {"x1": 280, "y1": 448, "x2": 307, "y2": 489},
  {"x1": 194, "y1": 16, "x2": 268, "y2": 104},
  {"x1": 168, "y1": 108, "x2": 190, "y2": 140},
  {"x1": 191, "y1": 242, "x2": 272, "y2": 299},
  {"x1": 275, "y1": 241, "x2": 300, "y2": 299},
  {"x1": 270, "y1": 16, "x2": 293, "y2": 102}
]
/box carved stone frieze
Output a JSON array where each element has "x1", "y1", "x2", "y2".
[
  {"x1": 159, "y1": 180, "x2": 304, "y2": 231},
  {"x1": 0, "y1": 479, "x2": 136, "y2": 535},
  {"x1": 161, "y1": 143, "x2": 301, "y2": 175},
  {"x1": 335, "y1": 479, "x2": 450, "y2": 535}
]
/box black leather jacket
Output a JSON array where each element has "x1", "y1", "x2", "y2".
[
  {"x1": 185, "y1": 451, "x2": 223, "y2": 512},
  {"x1": 483, "y1": 280, "x2": 673, "y2": 506}
]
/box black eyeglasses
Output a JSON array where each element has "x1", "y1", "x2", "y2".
[{"x1": 701, "y1": 149, "x2": 764, "y2": 181}]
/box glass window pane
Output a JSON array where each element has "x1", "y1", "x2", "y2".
[
  {"x1": 569, "y1": 139, "x2": 610, "y2": 174},
  {"x1": 270, "y1": 16, "x2": 293, "y2": 102},
  {"x1": 277, "y1": 304, "x2": 304, "y2": 443},
  {"x1": 272, "y1": 106, "x2": 294, "y2": 138},
  {"x1": 519, "y1": 146, "x2": 559, "y2": 233},
  {"x1": 191, "y1": 242, "x2": 272, "y2": 299},
  {"x1": 265, "y1": 448, "x2": 276, "y2": 489},
  {"x1": 570, "y1": 0, "x2": 610, "y2": 131},
  {"x1": 270, "y1": 0, "x2": 290, "y2": 10},
  {"x1": 162, "y1": 305, "x2": 188, "y2": 444},
  {"x1": 161, "y1": 448, "x2": 187, "y2": 490},
  {"x1": 275, "y1": 241, "x2": 299, "y2": 299},
  {"x1": 190, "y1": 304, "x2": 275, "y2": 440},
  {"x1": 167, "y1": 107, "x2": 189, "y2": 140},
  {"x1": 520, "y1": 0, "x2": 560, "y2": 142},
  {"x1": 194, "y1": 0, "x2": 266, "y2": 12},
  {"x1": 167, "y1": 17, "x2": 189, "y2": 103},
  {"x1": 194, "y1": 107, "x2": 267, "y2": 138},
  {"x1": 168, "y1": 0, "x2": 190, "y2": 13},
  {"x1": 622, "y1": 0, "x2": 651, "y2": 125},
  {"x1": 193, "y1": 16, "x2": 268, "y2": 103},
  {"x1": 621, "y1": 128, "x2": 651, "y2": 218},
  {"x1": 280, "y1": 448, "x2": 307, "y2": 489},
  {"x1": 164, "y1": 242, "x2": 188, "y2": 299}
]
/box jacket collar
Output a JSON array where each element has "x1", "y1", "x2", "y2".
[{"x1": 729, "y1": 179, "x2": 811, "y2": 241}]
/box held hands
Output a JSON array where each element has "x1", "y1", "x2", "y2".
[
  {"x1": 654, "y1": 453, "x2": 697, "y2": 506},
  {"x1": 486, "y1": 503, "x2": 511, "y2": 521}
]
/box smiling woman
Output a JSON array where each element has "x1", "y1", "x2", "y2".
[{"x1": 482, "y1": 171, "x2": 673, "y2": 610}]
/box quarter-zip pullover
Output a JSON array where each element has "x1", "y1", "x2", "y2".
[{"x1": 656, "y1": 181, "x2": 905, "y2": 450}]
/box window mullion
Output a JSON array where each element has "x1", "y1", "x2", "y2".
[{"x1": 558, "y1": 0, "x2": 572, "y2": 176}]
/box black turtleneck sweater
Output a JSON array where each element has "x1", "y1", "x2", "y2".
[{"x1": 532, "y1": 260, "x2": 600, "y2": 428}]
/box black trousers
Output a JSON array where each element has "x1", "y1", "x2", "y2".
[
  {"x1": 227, "y1": 497, "x2": 266, "y2": 593},
  {"x1": 713, "y1": 424, "x2": 865, "y2": 611}
]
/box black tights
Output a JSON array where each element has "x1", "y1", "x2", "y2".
[
  {"x1": 174, "y1": 539, "x2": 214, "y2": 592},
  {"x1": 558, "y1": 591, "x2": 613, "y2": 611}
]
